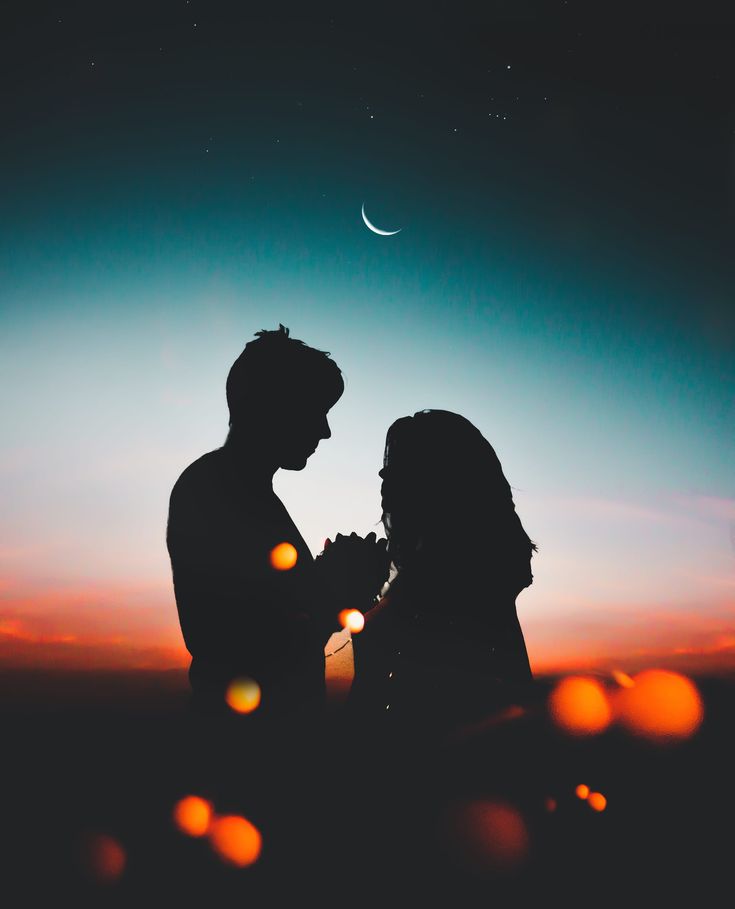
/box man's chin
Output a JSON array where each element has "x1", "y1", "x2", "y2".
[{"x1": 281, "y1": 456, "x2": 309, "y2": 471}]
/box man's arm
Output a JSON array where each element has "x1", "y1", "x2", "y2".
[{"x1": 167, "y1": 482, "x2": 321, "y2": 679}]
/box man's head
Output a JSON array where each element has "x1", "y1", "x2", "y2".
[{"x1": 226, "y1": 325, "x2": 344, "y2": 470}]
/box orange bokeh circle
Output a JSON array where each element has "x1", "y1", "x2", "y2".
[
  {"x1": 225, "y1": 677, "x2": 261, "y2": 714},
  {"x1": 548, "y1": 676, "x2": 612, "y2": 736},
  {"x1": 338, "y1": 609, "x2": 365, "y2": 633},
  {"x1": 614, "y1": 669, "x2": 703, "y2": 742},
  {"x1": 269, "y1": 542, "x2": 298, "y2": 571},
  {"x1": 209, "y1": 815, "x2": 263, "y2": 867},
  {"x1": 82, "y1": 833, "x2": 126, "y2": 882},
  {"x1": 173, "y1": 796, "x2": 214, "y2": 837}
]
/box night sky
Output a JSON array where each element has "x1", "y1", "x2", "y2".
[{"x1": 1, "y1": 2, "x2": 734, "y2": 676}]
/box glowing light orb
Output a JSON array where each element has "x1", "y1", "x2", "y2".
[
  {"x1": 548, "y1": 676, "x2": 612, "y2": 736},
  {"x1": 270, "y1": 542, "x2": 298, "y2": 570},
  {"x1": 225, "y1": 677, "x2": 261, "y2": 714},
  {"x1": 575, "y1": 784, "x2": 590, "y2": 800},
  {"x1": 173, "y1": 796, "x2": 214, "y2": 837},
  {"x1": 615, "y1": 669, "x2": 704, "y2": 742},
  {"x1": 544, "y1": 797, "x2": 557, "y2": 813},
  {"x1": 208, "y1": 815, "x2": 263, "y2": 867},
  {"x1": 338, "y1": 608, "x2": 365, "y2": 633},
  {"x1": 611, "y1": 669, "x2": 635, "y2": 688},
  {"x1": 447, "y1": 800, "x2": 529, "y2": 873},
  {"x1": 587, "y1": 792, "x2": 607, "y2": 812},
  {"x1": 82, "y1": 834, "x2": 126, "y2": 883}
]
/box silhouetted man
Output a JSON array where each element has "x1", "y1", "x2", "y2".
[{"x1": 167, "y1": 325, "x2": 386, "y2": 717}]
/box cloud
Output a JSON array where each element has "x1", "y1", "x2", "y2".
[
  {"x1": 669, "y1": 494, "x2": 735, "y2": 524},
  {"x1": 533, "y1": 491, "x2": 735, "y2": 532},
  {"x1": 524, "y1": 595, "x2": 735, "y2": 676},
  {"x1": 0, "y1": 578, "x2": 188, "y2": 670}
]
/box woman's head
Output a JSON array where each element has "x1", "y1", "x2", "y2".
[{"x1": 380, "y1": 410, "x2": 536, "y2": 595}]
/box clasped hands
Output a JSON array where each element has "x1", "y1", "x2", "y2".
[{"x1": 314, "y1": 531, "x2": 392, "y2": 621}]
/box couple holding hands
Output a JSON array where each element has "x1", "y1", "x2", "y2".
[{"x1": 167, "y1": 325, "x2": 536, "y2": 732}]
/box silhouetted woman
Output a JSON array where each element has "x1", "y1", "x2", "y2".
[{"x1": 348, "y1": 410, "x2": 537, "y2": 732}]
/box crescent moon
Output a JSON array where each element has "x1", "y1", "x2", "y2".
[{"x1": 361, "y1": 203, "x2": 401, "y2": 236}]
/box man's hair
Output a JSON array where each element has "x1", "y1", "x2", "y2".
[{"x1": 226, "y1": 324, "x2": 343, "y2": 425}]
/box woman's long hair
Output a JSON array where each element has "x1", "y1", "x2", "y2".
[{"x1": 380, "y1": 410, "x2": 537, "y2": 609}]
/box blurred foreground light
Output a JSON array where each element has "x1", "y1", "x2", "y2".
[
  {"x1": 225, "y1": 677, "x2": 261, "y2": 714},
  {"x1": 575, "y1": 784, "x2": 590, "y2": 800},
  {"x1": 548, "y1": 676, "x2": 612, "y2": 735},
  {"x1": 270, "y1": 542, "x2": 298, "y2": 570},
  {"x1": 611, "y1": 669, "x2": 635, "y2": 688},
  {"x1": 173, "y1": 796, "x2": 214, "y2": 837},
  {"x1": 587, "y1": 792, "x2": 607, "y2": 812},
  {"x1": 544, "y1": 797, "x2": 557, "y2": 813},
  {"x1": 208, "y1": 815, "x2": 262, "y2": 867},
  {"x1": 445, "y1": 800, "x2": 529, "y2": 874},
  {"x1": 338, "y1": 608, "x2": 365, "y2": 633},
  {"x1": 615, "y1": 669, "x2": 703, "y2": 742},
  {"x1": 81, "y1": 833, "x2": 126, "y2": 883}
]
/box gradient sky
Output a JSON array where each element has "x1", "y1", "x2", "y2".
[{"x1": 1, "y1": 2, "x2": 733, "y2": 679}]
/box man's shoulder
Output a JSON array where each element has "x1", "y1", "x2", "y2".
[
  {"x1": 169, "y1": 449, "x2": 229, "y2": 510},
  {"x1": 172, "y1": 448, "x2": 224, "y2": 487}
]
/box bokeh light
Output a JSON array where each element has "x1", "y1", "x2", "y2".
[
  {"x1": 544, "y1": 797, "x2": 557, "y2": 813},
  {"x1": 225, "y1": 677, "x2": 262, "y2": 714},
  {"x1": 338, "y1": 608, "x2": 365, "y2": 634},
  {"x1": 587, "y1": 792, "x2": 607, "y2": 812},
  {"x1": 445, "y1": 800, "x2": 529, "y2": 873},
  {"x1": 575, "y1": 784, "x2": 590, "y2": 800},
  {"x1": 269, "y1": 542, "x2": 298, "y2": 570},
  {"x1": 548, "y1": 676, "x2": 612, "y2": 735},
  {"x1": 80, "y1": 833, "x2": 126, "y2": 883},
  {"x1": 614, "y1": 669, "x2": 704, "y2": 742},
  {"x1": 611, "y1": 669, "x2": 635, "y2": 688},
  {"x1": 208, "y1": 815, "x2": 263, "y2": 867},
  {"x1": 173, "y1": 796, "x2": 214, "y2": 837}
]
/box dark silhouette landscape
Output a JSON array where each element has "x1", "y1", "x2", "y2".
[{"x1": 5, "y1": 666, "x2": 734, "y2": 906}]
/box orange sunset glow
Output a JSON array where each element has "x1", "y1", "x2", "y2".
[{"x1": 1, "y1": 574, "x2": 734, "y2": 678}]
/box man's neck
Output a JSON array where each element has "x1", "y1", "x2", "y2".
[{"x1": 223, "y1": 428, "x2": 278, "y2": 485}]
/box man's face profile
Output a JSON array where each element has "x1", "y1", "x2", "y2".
[{"x1": 275, "y1": 390, "x2": 338, "y2": 471}]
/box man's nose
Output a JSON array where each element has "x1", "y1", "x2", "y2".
[{"x1": 320, "y1": 417, "x2": 331, "y2": 440}]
